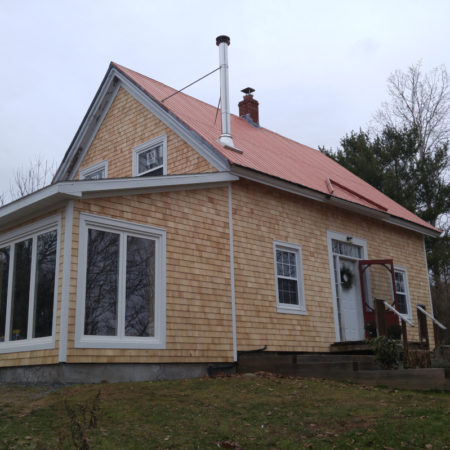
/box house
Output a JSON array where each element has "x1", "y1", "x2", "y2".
[{"x1": 0, "y1": 37, "x2": 440, "y2": 383}]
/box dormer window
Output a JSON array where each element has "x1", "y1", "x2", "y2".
[
  {"x1": 133, "y1": 134, "x2": 167, "y2": 177},
  {"x1": 80, "y1": 160, "x2": 108, "y2": 180}
]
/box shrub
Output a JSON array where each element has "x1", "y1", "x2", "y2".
[{"x1": 368, "y1": 336, "x2": 400, "y2": 369}]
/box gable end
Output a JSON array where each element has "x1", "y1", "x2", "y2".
[{"x1": 54, "y1": 65, "x2": 230, "y2": 183}]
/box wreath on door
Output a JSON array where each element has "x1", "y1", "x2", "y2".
[{"x1": 340, "y1": 266, "x2": 354, "y2": 290}]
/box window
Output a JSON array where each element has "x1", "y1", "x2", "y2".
[
  {"x1": 80, "y1": 160, "x2": 108, "y2": 180},
  {"x1": 0, "y1": 216, "x2": 60, "y2": 353},
  {"x1": 132, "y1": 134, "x2": 167, "y2": 177},
  {"x1": 76, "y1": 214, "x2": 166, "y2": 349},
  {"x1": 273, "y1": 240, "x2": 306, "y2": 314},
  {"x1": 394, "y1": 267, "x2": 411, "y2": 318}
]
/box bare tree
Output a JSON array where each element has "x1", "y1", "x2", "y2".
[
  {"x1": 9, "y1": 156, "x2": 55, "y2": 201},
  {"x1": 0, "y1": 193, "x2": 5, "y2": 207},
  {"x1": 375, "y1": 62, "x2": 450, "y2": 157}
]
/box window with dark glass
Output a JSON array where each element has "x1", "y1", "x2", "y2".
[
  {"x1": 137, "y1": 145, "x2": 164, "y2": 176},
  {"x1": 0, "y1": 247, "x2": 10, "y2": 342},
  {"x1": 0, "y1": 223, "x2": 58, "y2": 350},
  {"x1": 274, "y1": 241, "x2": 305, "y2": 313},
  {"x1": 33, "y1": 231, "x2": 57, "y2": 338},
  {"x1": 276, "y1": 248, "x2": 299, "y2": 305},
  {"x1": 84, "y1": 228, "x2": 156, "y2": 338},
  {"x1": 394, "y1": 269, "x2": 410, "y2": 316}
]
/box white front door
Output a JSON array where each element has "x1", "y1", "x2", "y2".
[{"x1": 338, "y1": 257, "x2": 364, "y2": 341}]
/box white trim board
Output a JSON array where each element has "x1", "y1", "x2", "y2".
[
  {"x1": 58, "y1": 201, "x2": 74, "y2": 362},
  {"x1": 79, "y1": 160, "x2": 109, "y2": 180}
]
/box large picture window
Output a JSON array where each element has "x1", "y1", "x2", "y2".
[
  {"x1": 273, "y1": 240, "x2": 306, "y2": 314},
  {"x1": 0, "y1": 216, "x2": 59, "y2": 353},
  {"x1": 76, "y1": 214, "x2": 166, "y2": 349}
]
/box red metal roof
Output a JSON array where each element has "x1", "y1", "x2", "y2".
[{"x1": 113, "y1": 63, "x2": 438, "y2": 233}]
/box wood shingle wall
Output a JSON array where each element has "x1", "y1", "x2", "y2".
[
  {"x1": 76, "y1": 87, "x2": 216, "y2": 179},
  {"x1": 231, "y1": 180, "x2": 434, "y2": 352},
  {"x1": 65, "y1": 187, "x2": 234, "y2": 364}
]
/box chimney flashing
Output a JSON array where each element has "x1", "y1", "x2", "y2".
[{"x1": 241, "y1": 113, "x2": 259, "y2": 128}]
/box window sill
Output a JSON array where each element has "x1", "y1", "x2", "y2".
[
  {"x1": 75, "y1": 336, "x2": 166, "y2": 350},
  {"x1": 276, "y1": 305, "x2": 307, "y2": 315},
  {"x1": 0, "y1": 337, "x2": 55, "y2": 354}
]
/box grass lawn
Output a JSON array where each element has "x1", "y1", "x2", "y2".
[{"x1": 0, "y1": 373, "x2": 449, "y2": 449}]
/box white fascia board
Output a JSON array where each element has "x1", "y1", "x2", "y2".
[
  {"x1": 0, "y1": 184, "x2": 81, "y2": 228},
  {"x1": 113, "y1": 68, "x2": 230, "y2": 172},
  {"x1": 230, "y1": 166, "x2": 440, "y2": 238},
  {"x1": 62, "y1": 172, "x2": 238, "y2": 196}
]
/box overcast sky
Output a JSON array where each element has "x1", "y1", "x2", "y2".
[{"x1": 1, "y1": 0, "x2": 449, "y2": 199}]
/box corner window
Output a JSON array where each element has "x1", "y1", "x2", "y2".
[
  {"x1": 273, "y1": 240, "x2": 306, "y2": 314},
  {"x1": 76, "y1": 214, "x2": 166, "y2": 349},
  {"x1": 0, "y1": 216, "x2": 60, "y2": 353},
  {"x1": 394, "y1": 267, "x2": 411, "y2": 318},
  {"x1": 132, "y1": 134, "x2": 167, "y2": 177},
  {"x1": 80, "y1": 160, "x2": 108, "y2": 180}
]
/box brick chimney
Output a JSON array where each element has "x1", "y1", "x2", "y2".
[{"x1": 238, "y1": 87, "x2": 259, "y2": 126}]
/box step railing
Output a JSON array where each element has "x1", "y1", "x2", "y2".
[
  {"x1": 416, "y1": 304, "x2": 447, "y2": 349},
  {"x1": 375, "y1": 299, "x2": 414, "y2": 365}
]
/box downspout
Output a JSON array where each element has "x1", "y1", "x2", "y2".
[{"x1": 228, "y1": 184, "x2": 237, "y2": 361}]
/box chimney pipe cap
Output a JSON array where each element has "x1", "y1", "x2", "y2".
[
  {"x1": 241, "y1": 87, "x2": 255, "y2": 95},
  {"x1": 216, "y1": 35, "x2": 231, "y2": 46}
]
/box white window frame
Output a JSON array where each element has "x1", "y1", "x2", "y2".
[
  {"x1": 75, "y1": 213, "x2": 166, "y2": 349},
  {"x1": 393, "y1": 265, "x2": 412, "y2": 321},
  {"x1": 79, "y1": 160, "x2": 108, "y2": 180},
  {"x1": 0, "y1": 215, "x2": 61, "y2": 354},
  {"x1": 132, "y1": 134, "x2": 168, "y2": 177},
  {"x1": 273, "y1": 240, "x2": 306, "y2": 315}
]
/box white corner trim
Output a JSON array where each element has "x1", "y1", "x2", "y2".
[
  {"x1": 58, "y1": 201, "x2": 73, "y2": 362},
  {"x1": 132, "y1": 134, "x2": 167, "y2": 177},
  {"x1": 228, "y1": 184, "x2": 237, "y2": 361},
  {"x1": 74, "y1": 213, "x2": 166, "y2": 349},
  {"x1": 273, "y1": 239, "x2": 306, "y2": 315},
  {"x1": 79, "y1": 160, "x2": 109, "y2": 180},
  {"x1": 422, "y1": 238, "x2": 435, "y2": 316}
]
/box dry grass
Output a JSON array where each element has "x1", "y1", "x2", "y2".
[{"x1": 0, "y1": 373, "x2": 449, "y2": 449}]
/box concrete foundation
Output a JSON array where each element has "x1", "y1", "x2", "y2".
[{"x1": 0, "y1": 363, "x2": 214, "y2": 385}]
